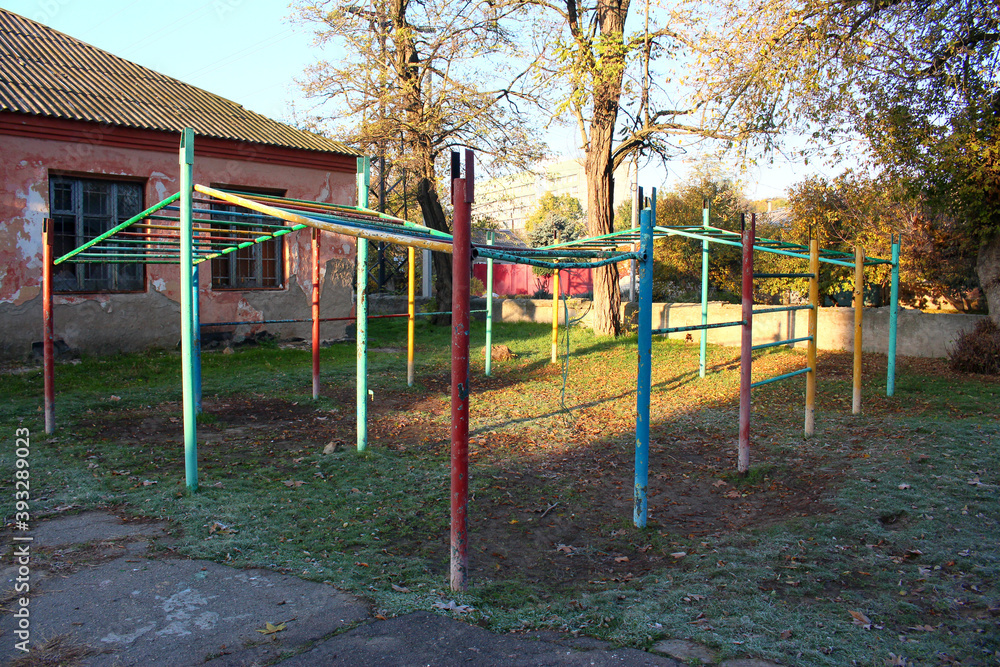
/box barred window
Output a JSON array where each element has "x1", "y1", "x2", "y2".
[
  {"x1": 209, "y1": 186, "x2": 285, "y2": 290},
  {"x1": 49, "y1": 176, "x2": 145, "y2": 292}
]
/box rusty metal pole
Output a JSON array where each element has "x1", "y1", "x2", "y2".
[
  {"x1": 312, "y1": 227, "x2": 321, "y2": 400},
  {"x1": 450, "y1": 150, "x2": 473, "y2": 592},
  {"x1": 42, "y1": 218, "x2": 55, "y2": 434},
  {"x1": 738, "y1": 213, "x2": 755, "y2": 475}
]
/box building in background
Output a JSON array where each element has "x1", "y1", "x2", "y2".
[
  {"x1": 0, "y1": 8, "x2": 361, "y2": 358},
  {"x1": 474, "y1": 158, "x2": 636, "y2": 230}
]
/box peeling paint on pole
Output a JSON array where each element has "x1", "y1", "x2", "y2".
[{"x1": 450, "y1": 150, "x2": 473, "y2": 591}]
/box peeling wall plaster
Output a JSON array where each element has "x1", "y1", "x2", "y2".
[{"x1": 0, "y1": 133, "x2": 358, "y2": 358}]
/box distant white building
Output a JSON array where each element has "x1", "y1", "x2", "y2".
[{"x1": 474, "y1": 158, "x2": 636, "y2": 230}]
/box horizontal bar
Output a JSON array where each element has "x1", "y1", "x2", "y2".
[
  {"x1": 200, "y1": 309, "x2": 489, "y2": 328},
  {"x1": 652, "y1": 319, "x2": 745, "y2": 336},
  {"x1": 195, "y1": 185, "x2": 455, "y2": 254},
  {"x1": 751, "y1": 335, "x2": 813, "y2": 351},
  {"x1": 55, "y1": 192, "x2": 181, "y2": 264},
  {"x1": 753, "y1": 273, "x2": 815, "y2": 279},
  {"x1": 751, "y1": 366, "x2": 812, "y2": 388},
  {"x1": 751, "y1": 305, "x2": 814, "y2": 315},
  {"x1": 477, "y1": 247, "x2": 639, "y2": 269}
]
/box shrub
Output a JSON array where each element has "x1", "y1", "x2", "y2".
[
  {"x1": 470, "y1": 276, "x2": 486, "y2": 297},
  {"x1": 949, "y1": 318, "x2": 1000, "y2": 375}
]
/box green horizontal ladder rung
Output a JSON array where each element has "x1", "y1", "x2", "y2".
[
  {"x1": 652, "y1": 319, "x2": 745, "y2": 336},
  {"x1": 753, "y1": 272, "x2": 815, "y2": 279},
  {"x1": 751, "y1": 367, "x2": 812, "y2": 389},
  {"x1": 752, "y1": 305, "x2": 814, "y2": 315},
  {"x1": 752, "y1": 335, "x2": 813, "y2": 351}
]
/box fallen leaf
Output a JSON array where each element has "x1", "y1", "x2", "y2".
[
  {"x1": 355, "y1": 561, "x2": 369, "y2": 568},
  {"x1": 908, "y1": 625, "x2": 935, "y2": 632},
  {"x1": 614, "y1": 556, "x2": 629, "y2": 563},
  {"x1": 433, "y1": 599, "x2": 474, "y2": 614},
  {"x1": 712, "y1": 479, "x2": 728, "y2": 488},
  {"x1": 283, "y1": 480, "x2": 305, "y2": 488},
  {"x1": 849, "y1": 610, "x2": 872, "y2": 628},
  {"x1": 780, "y1": 629, "x2": 793, "y2": 640},
  {"x1": 898, "y1": 483, "x2": 911, "y2": 490},
  {"x1": 391, "y1": 583, "x2": 411, "y2": 593},
  {"x1": 967, "y1": 476, "x2": 984, "y2": 486},
  {"x1": 208, "y1": 521, "x2": 236, "y2": 535},
  {"x1": 670, "y1": 552, "x2": 687, "y2": 559},
  {"x1": 725, "y1": 490, "x2": 741, "y2": 499},
  {"x1": 555, "y1": 544, "x2": 575, "y2": 554},
  {"x1": 141, "y1": 480, "x2": 157, "y2": 486},
  {"x1": 256, "y1": 622, "x2": 286, "y2": 635}
]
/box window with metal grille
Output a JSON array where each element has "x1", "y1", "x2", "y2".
[
  {"x1": 49, "y1": 176, "x2": 145, "y2": 292},
  {"x1": 209, "y1": 186, "x2": 285, "y2": 290}
]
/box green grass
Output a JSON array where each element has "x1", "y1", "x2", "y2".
[{"x1": 1, "y1": 319, "x2": 998, "y2": 666}]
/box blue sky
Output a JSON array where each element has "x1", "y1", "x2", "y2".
[{"x1": 4, "y1": 0, "x2": 847, "y2": 199}]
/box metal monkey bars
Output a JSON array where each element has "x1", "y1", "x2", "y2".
[{"x1": 41, "y1": 129, "x2": 900, "y2": 593}]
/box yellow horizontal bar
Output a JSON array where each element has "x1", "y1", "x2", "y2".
[{"x1": 193, "y1": 185, "x2": 454, "y2": 254}]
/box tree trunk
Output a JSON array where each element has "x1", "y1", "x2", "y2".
[
  {"x1": 417, "y1": 177, "x2": 452, "y2": 324},
  {"x1": 976, "y1": 233, "x2": 1000, "y2": 324},
  {"x1": 585, "y1": 0, "x2": 630, "y2": 337}
]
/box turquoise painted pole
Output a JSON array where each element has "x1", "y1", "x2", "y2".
[
  {"x1": 179, "y1": 128, "x2": 197, "y2": 492},
  {"x1": 700, "y1": 199, "x2": 710, "y2": 378},
  {"x1": 356, "y1": 157, "x2": 370, "y2": 452},
  {"x1": 485, "y1": 230, "x2": 494, "y2": 377},
  {"x1": 192, "y1": 262, "x2": 202, "y2": 414},
  {"x1": 887, "y1": 236, "x2": 900, "y2": 396},
  {"x1": 634, "y1": 192, "x2": 654, "y2": 529}
]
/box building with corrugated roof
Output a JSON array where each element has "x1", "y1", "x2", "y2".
[{"x1": 0, "y1": 8, "x2": 362, "y2": 357}]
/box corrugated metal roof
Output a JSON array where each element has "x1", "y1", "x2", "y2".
[{"x1": 0, "y1": 9, "x2": 360, "y2": 156}]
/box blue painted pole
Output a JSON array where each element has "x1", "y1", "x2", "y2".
[
  {"x1": 356, "y1": 157, "x2": 370, "y2": 452},
  {"x1": 634, "y1": 193, "x2": 654, "y2": 529},
  {"x1": 192, "y1": 261, "x2": 202, "y2": 414},
  {"x1": 179, "y1": 128, "x2": 197, "y2": 492},
  {"x1": 887, "y1": 235, "x2": 900, "y2": 397},
  {"x1": 485, "y1": 230, "x2": 494, "y2": 377},
  {"x1": 700, "y1": 198, "x2": 710, "y2": 378}
]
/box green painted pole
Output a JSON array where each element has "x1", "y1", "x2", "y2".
[
  {"x1": 356, "y1": 157, "x2": 370, "y2": 452},
  {"x1": 192, "y1": 262, "x2": 202, "y2": 414},
  {"x1": 485, "y1": 230, "x2": 494, "y2": 377},
  {"x1": 700, "y1": 199, "x2": 709, "y2": 378},
  {"x1": 887, "y1": 235, "x2": 900, "y2": 397},
  {"x1": 179, "y1": 128, "x2": 197, "y2": 492}
]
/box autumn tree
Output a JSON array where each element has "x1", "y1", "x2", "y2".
[
  {"x1": 524, "y1": 192, "x2": 584, "y2": 235},
  {"x1": 294, "y1": 0, "x2": 546, "y2": 317},
  {"x1": 702, "y1": 0, "x2": 999, "y2": 318},
  {"x1": 786, "y1": 173, "x2": 982, "y2": 311}
]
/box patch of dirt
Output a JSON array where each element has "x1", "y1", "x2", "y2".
[{"x1": 74, "y1": 373, "x2": 835, "y2": 591}]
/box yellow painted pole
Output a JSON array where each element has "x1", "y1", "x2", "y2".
[
  {"x1": 407, "y1": 245, "x2": 416, "y2": 387},
  {"x1": 805, "y1": 238, "x2": 819, "y2": 437},
  {"x1": 551, "y1": 265, "x2": 560, "y2": 364},
  {"x1": 853, "y1": 245, "x2": 864, "y2": 415}
]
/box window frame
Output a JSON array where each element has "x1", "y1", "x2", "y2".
[
  {"x1": 208, "y1": 184, "x2": 287, "y2": 291},
  {"x1": 48, "y1": 174, "x2": 147, "y2": 294}
]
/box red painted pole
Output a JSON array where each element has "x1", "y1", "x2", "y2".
[
  {"x1": 738, "y1": 213, "x2": 755, "y2": 474},
  {"x1": 450, "y1": 150, "x2": 473, "y2": 591},
  {"x1": 312, "y1": 227, "x2": 321, "y2": 400},
  {"x1": 43, "y1": 218, "x2": 55, "y2": 434}
]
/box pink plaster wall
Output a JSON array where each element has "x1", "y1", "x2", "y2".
[{"x1": 0, "y1": 133, "x2": 359, "y2": 358}]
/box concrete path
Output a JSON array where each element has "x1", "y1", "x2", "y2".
[{"x1": 0, "y1": 512, "x2": 776, "y2": 666}]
